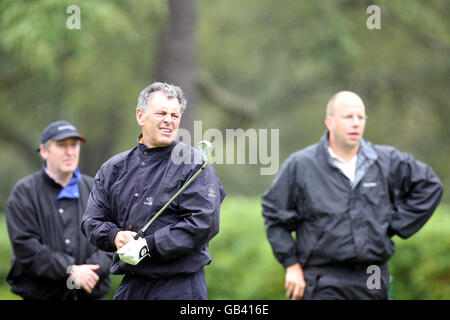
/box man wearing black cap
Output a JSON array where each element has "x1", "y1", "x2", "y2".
[{"x1": 5, "y1": 120, "x2": 112, "y2": 300}]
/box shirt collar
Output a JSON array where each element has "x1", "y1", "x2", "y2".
[
  {"x1": 328, "y1": 146, "x2": 357, "y2": 165},
  {"x1": 43, "y1": 164, "x2": 81, "y2": 199},
  {"x1": 136, "y1": 133, "x2": 178, "y2": 156},
  {"x1": 320, "y1": 130, "x2": 376, "y2": 162}
]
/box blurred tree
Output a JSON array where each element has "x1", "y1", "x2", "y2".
[
  {"x1": 196, "y1": 0, "x2": 449, "y2": 199},
  {"x1": 0, "y1": 0, "x2": 448, "y2": 211},
  {"x1": 0, "y1": 0, "x2": 165, "y2": 209},
  {"x1": 155, "y1": 0, "x2": 196, "y2": 133},
  {"x1": 154, "y1": 0, "x2": 258, "y2": 133}
]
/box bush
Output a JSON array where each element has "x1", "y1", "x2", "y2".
[
  {"x1": 389, "y1": 204, "x2": 450, "y2": 299},
  {"x1": 0, "y1": 216, "x2": 20, "y2": 299},
  {"x1": 206, "y1": 197, "x2": 285, "y2": 299}
]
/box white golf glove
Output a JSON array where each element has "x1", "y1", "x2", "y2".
[{"x1": 117, "y1": 237, "x2": 150, "y2": 265}]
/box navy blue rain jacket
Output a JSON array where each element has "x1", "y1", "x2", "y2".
[
  {"x1": 6, "y1": 170, "x2": 111, "y2": 299},
  {"x1": 82, "y1": 141, "x2": 225, "y2": 277}
]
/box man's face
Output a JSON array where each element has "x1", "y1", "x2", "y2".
[
  {"x1": 40, "y1": 138, "x2": 80, "y2": 175},
  {"x1": 325, "y1": 100, "x2": 366, "y2": 150},
  {"x1": 136, "y1": 90, "x2": 181, "y2": 148}
]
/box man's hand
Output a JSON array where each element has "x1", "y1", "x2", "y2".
[
  {"x1": 285, "y1": 263, "x2": 306, "y2": 300},
  {"x1": 114, "y1": 230, "x2": 137, "y2": 250},
  {"x1": 69, "y1": 264, "x2": 100, "y2": 294},
  {"x1": 116, "y1": 237, "x2": 150, "y2": 265}
]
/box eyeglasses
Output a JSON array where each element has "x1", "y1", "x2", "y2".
[{"x1": 337, "y1": 115, "x2": 367, "y2": 123}]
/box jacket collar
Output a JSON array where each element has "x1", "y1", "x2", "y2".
[
  {"x1": 319, "y1": 130, "x2": 378, "y2": 188},
  {"x1": 41, "y1": 165, "x2": 82, "y2": 199},
  {"x1": 135, "y1": 134, "x2": 178, "y2": 163},
  {"x1": 319, "y1": 130, "x2": 377, "y2": 161}
]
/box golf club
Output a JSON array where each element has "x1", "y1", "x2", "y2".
[{"x1": 113, "y1": 140, "x2": 213, "y2": 261}]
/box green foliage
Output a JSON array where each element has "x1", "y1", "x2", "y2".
[
  {"x1": 0, "y1": 214, "x2": 20, "y2": 299},
  {"x1": 106, "y1": 274, "x2": 124, "y2": 300},
  {"x1": 0, "y1": 198, "x2": 449, "y2": 299},
  {"x1": 0, "y1": 0, "x2": 168, "y2": 210},
  {"x1": 197, "y1": 0, "x2": 450, "y2": 200},
  {"x1": 206, "y1": 197, "x2": 285, "y2": 299},
  {"x1": 390, "y1": 204, "x2": 450, "y2": 299}
]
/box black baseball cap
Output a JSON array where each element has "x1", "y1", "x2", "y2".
[{"x1": 36, "y1": 120, "x2": 86, "y2": 152}]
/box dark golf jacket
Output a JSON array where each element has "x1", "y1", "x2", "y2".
[
  {"x1": 262, "y1": 132, "x2": 443, "y2": 268},
  {"x1": 6, "y1": 169, "x2": 112, "y2": 299},
  {"x1": 82, "y1": 141, "x2": 226, "y2": 278}
]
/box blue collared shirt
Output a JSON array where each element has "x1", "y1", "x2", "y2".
[{"x1": 43, "y1": 165, "x2": 81, "y2": 200}]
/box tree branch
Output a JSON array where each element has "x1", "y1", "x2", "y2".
[{"x1": 196, "y1": 70, "x2": 259, "y2": 126}]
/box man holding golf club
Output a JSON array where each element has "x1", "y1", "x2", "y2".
[
  {"x1": 262, "y1": 91, "x2": 443, "y2": 300},
  {"x1": 82, "y1": 82, "x2": 225, "y2": 300}
]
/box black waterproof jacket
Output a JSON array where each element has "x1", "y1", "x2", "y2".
[
  {"x1": 262, "y1": 132, "x2": 443, "y2": 268},
  {"x1": 6, "y1": 169, "x2": 112, "y2": 299},
  {"x1": 82, "y1": 141, "x2": 226, "y2": 278}
]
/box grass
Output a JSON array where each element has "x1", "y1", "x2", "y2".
[{"x1": 0, "y1": 217, "x2": 20, "y2": 300}]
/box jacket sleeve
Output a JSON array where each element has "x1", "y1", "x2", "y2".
[
  {"x1": 388, "y1": 149, "x2": 443, "y2": 239},
  {"x1": 6, "y1": 184, "x2": 75, "y2": 280},
  {"x1": 85, "y1": 250, "x2": 113, "y2": 277},
  {"x1": 145, "y1": 164, "x2": 225, "y2": 261},
  {"x1": 81, "y1": 166, "x2": 121, "y2": 252},
  {"x1": 261, "y1": 154, "x2": 302, "y2": 268}
]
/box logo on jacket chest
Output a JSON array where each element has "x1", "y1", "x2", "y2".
[
  {"x1": 144, "y1": 197, "x2": 154, "y2": 206},
  {"x1": 363, "y1": 182, "x2": 377, "y2": 188},
  {"x1": 208, "y1": 186, "x2": 216, "y2": 198}
]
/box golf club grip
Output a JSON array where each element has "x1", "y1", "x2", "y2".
[
  {"x1": 113, "y1": 251, "x2": 119, "y2": 261},
  {"x1": 112, "y1": 230, "x2": 144, "y2": 261}
]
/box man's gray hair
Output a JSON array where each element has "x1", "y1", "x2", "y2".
[{"x1": 137, "y1": 82, "x2": 187, "y2": 115}]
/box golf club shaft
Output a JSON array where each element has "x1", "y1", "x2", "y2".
[{"x1": 138, "y1": 161, "x2": 209, "y2": 235}]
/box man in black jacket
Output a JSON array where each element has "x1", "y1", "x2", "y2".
[
  {"x1": 262, "y1": 91, "x2": 443, "y2": 300},
  {"x1": 6, "y1": 121, "x2": 112, "y2": 300},
  {"x1": 82, "y1": 82, "x2": 225, "y2": 300}
]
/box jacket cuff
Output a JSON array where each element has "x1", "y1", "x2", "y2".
[
  {"x1": 282, "y1": 256, "x2": 299, "y2": 269},
  {"x1": 64, "y1": 257, "x2": 76, "y2": 278},
  {"x1": 108, "y1": 227, "x2": 121, "y2": 250},
  {"x1": 145, "y1": 234, "x2": 161, "y2": 258}
]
